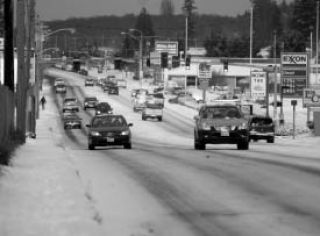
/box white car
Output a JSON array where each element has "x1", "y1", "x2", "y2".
[
  {"x1": 55, "y1": 84, "x2": 66, "y2": 93},
  {"x1": 62, "y1": 98, "x2": 80, "y2": 113}
]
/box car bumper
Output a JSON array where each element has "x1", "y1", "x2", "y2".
[
  {"x1": 249, "y1": 131, "x2": 274, "y2": 139},
  {"x1": 89, "y1": 135, "x2": 130, "y2": 146},
  {"x1": 198, "y1": 130, "x2": 249, "y2": 144},
  {"x1": 64, "y1": 122, "x2": 81, "y2": 129}
]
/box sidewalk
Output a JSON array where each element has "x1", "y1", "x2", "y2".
[{"x1": 0, "y1": 79, "x2": 103, "y2": 236}]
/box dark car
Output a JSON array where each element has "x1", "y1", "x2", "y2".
[
  {"x1": 86, "y1": 114, "x2": 133, "y2": 150},
  {"x1": 63, "y1": 112, "x2": 82, "y2": 129},
  {"x1": 95, "y1": 102, "x2": 113, "y2": 115},
  {"x1": 83, "y1": 97, "x2": 98, "y2": 110},
  {"x1": 248, "y1": 116, "x2": 275, "y2": 143},
  {"x1": 194, "y1": 104, "x2": 249, "y2": 150},
  {"x1": 108, "y1": 85, "x2": 119, "y2": 95},
  {"x1": 79, "y1": 69, "x2": 88, "y2": 76}
]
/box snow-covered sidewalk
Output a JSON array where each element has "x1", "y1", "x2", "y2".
[{"x1": 0, "y1": 80, "x2": 104, "y2": 236}]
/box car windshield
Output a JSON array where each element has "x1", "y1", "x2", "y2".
[
  {"x1": 85, "y1": 97, "x2": 97, "y2": 101},
  {"x1": 97, "y1": 103, "x2": 111, "y2": 111},
  {"x1": 251, "y1": 117, "x2": 273, "y2": 125},
  {"x1": 64, "y1": 98, "x2": 76, "y2": 103},
  {"x1": 201, "y1": 107, "x2": 242, "y2": 119},
  {"x1": 92, "y1": 116, "x2": 126, "y2": 128}
]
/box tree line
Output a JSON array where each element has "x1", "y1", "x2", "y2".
[{"x1": 4, "y1": 0, "x2": 317, "y2": 58}]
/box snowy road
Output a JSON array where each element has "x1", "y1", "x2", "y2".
[{"x1": 45, "y1": 68, "x2": 320, "y2": 236}]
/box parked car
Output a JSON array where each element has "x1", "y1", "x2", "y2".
[
  {"x1": 194, "y1": 104, "x2": 249, "y2": 150},
  {"x1": 248, "y1": 115, "x2": 275, "y2": 143},
  {"x1": 95, "y1": 102, "x2": 113, "y2": 115},
  {"x1": 86, "y1": 114, "x2": 133, "y2": 150},
  {"x1": 83, "y1": 96, "x2": 98, "y2": 110},
  {"x1": 63, "y1": 112, "x2": 82, "y2": 129},
  {"x1": 62, "y1": 98, "x2": 80, "y2": 113}
]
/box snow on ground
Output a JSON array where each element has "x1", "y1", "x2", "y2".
[
  {"x1": 0, "y1": 79, "x2": 104, "y2": 236},
  {"x1": 0, "y1": 66, "x2": 319, "y2": 236}
]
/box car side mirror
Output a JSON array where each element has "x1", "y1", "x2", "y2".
[
  {"x1": 128, "y1": 123, "x2": 133, "y2": 127},
  {"x1": 193, "y1": 115, "x2": 199, "y2": 121},
  {"x1": 86, "y1": 124, "x2": 91, "y2": 128}
]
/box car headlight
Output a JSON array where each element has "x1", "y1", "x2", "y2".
[
  {"x1": 121, "y1": 130, "x2": 130, "y2": 135},
  {"x1": 84, "y1": 102, "x2": 88, "y2": 105},
  {"x1": 200, "y1": 122, "x2": 211, "y2": 130},
  {"x1": 96, "y1": 110, "x2": 101, "y2": 114},
  {"x1": 90, "y1": 131, "x2": 101, "y2": 136},
  {"x1": 238, "y1": 122, "x2": 248, "y2": 130}
]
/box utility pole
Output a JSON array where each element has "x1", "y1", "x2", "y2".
[
  {"x1": 316, "y1": 0, "x2": 319, "y2": 81},
  {"x1": 4, "y1": 0, "x2": 14, "y2": 92},
  {"x1": 249, "y1": 6, "x2": 253, "y2": 65},
  {"x1": 16, "y1": 0, "x2": 27, "y2": 143},
  {"x1": 273, "y1": 30, "x2": 278, "y2": 130}
]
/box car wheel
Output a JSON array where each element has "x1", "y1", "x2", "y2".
[
  {"x1": 158, "y1": 117, "x2": 162, "y2": 122},
  {"x1": 194, "y1": 137, "x2": 205, "y2": 150},
  {"x1": 142, "y1": 115, "x2": 146, "y2": 120},
  {"x1": 88, "y1": 144, "x2": 95, "y2": 150},
  {"x1": 84, "y1": 107, "x2": 86, "y2": 110},
  {"x1": 267, "y1": 137, "x2": 275, "y2": 143},
  {"x1": 237, "y1": 140, "x2": 249, "y2": 150},
  {"x1": 124, "y1": 143, "x2": 132, "y2": 149}
]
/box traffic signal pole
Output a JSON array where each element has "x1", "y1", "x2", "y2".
[{"x1": 4, "y1": 0, "x2": 14, "y2": 92}]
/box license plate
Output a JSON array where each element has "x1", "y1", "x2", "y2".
[
  {"x1": 221, "y1": 128, "x2": 229, "y2": 136},
  {"x1": 106, "y1": 137, "x2": 114, "y2": 142}
]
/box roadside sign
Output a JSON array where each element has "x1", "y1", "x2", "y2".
[
  {"x1": 250, "y1": 71, "x2": 266, "y2": 99},
  {"x1": 199, "y1": 78, "x2": 209, "y2": 90},
  {"x1": 302, "y1": 88, "x2": 320, "y2": 107},
  {"x1": 198, "y1": 63, "x2": 211, "y2": 79},
  {"x1": 155, "y1": 41, "x2": 178, "y2": 56},
  {"x1": 281, "y1": 52, "x2": 308, "y2": 97}
]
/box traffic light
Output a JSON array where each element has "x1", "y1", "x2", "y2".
[
  {"x1": 146, "y1": 58, "x2": 151, "y2": 67},
  {"x1": 114, "y1": 59, "x2": 122, "y2": 70},
  {"x1": 185, "y1": 55, "x2": 191, "y2": 67},
  {"x1": 161, "y1": 52, "x2": 168, "y2": 68},
  {"x1": 223, "y1": 59, "x2": 228, "y2": 71}
]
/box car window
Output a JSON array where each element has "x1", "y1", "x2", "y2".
[
  {"x1": 251, "y1": 117, "x2": 273, "y2": 126},
  {"x1": 92, "y1": 116, "x2": 126, "y2": 127},
  {"x1": 202, "y1": 107, "x2": 242, "y2": 119}
]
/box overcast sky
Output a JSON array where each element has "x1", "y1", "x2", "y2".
[{"x1": 37, "y1": 0, "x2": 293, "y2": 21}]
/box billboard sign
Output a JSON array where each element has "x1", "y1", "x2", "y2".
[
  {"x1": 250, "y1": 71, "x2": 266, "y2": 98},
  {"x1": 155, "y1": 41, "x2": 178, "y2": 56},
  {"x1": 302, "y1": 88, "x2": 320, "y2": 107},
  {"x1": 281, "y1": 52, "x2": 308, "y2": 97}
]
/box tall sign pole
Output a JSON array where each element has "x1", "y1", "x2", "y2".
[{"x1": 4, "y1": 0, "x2": 14, "y2": 91}]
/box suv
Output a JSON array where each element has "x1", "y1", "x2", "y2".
[
  {"x1": 83, "y1": 96, "x2": 98, "y2": 110},
  {"x1": 194, "y1": 104, "x2": 249, "y2": 150}
]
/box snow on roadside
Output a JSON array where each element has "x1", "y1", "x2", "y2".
[{"x1": 0, "y1": 79, "x2": 104, "y2": 236}]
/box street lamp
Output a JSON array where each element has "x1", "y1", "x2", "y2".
[
  {"x1": 43, "y1": 28, "x2": 75, "y2": 40},
  {"x1": 121, "y1": 29, "x2": 143, "y2": 87}
]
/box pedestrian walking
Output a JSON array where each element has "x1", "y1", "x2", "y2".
[{"x1": 40, "y1": 96, "x2": 46, "y2": 110}]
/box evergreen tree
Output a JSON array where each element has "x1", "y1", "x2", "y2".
[
  {"x1": 134, "y1": 7, "x2": 155, "y2": 55},
  {"x1": 160, "y1": 0, "x2": 175, "y2": 16},
  {"x1": 251, "y1": 0, "x2": 282, "y2": 50},
  {"x1": 290, "y1": 0, "x2": 316, "y2": 40}
]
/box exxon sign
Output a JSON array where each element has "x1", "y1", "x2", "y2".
[{"x1": 281, "y1": 54, "x2": 307, "y2": 65}]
